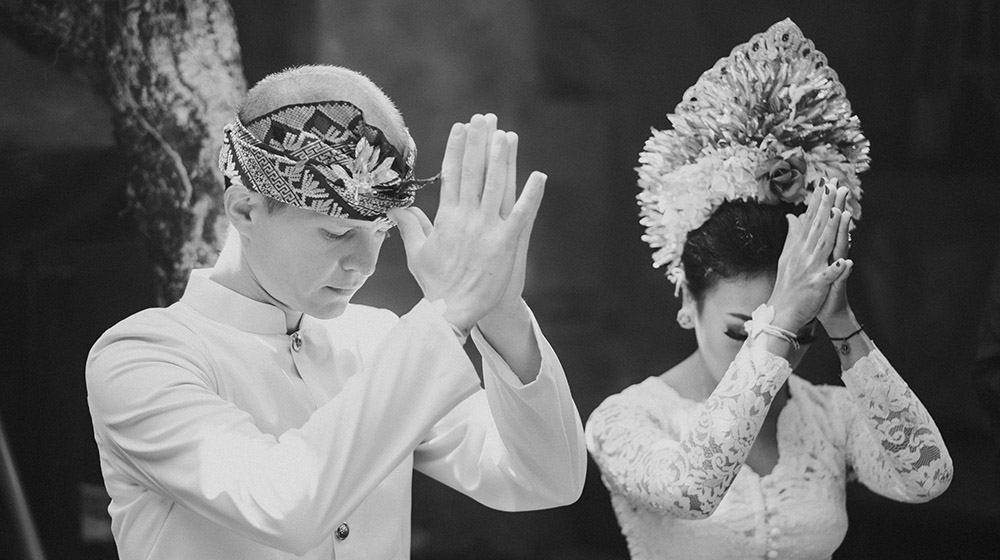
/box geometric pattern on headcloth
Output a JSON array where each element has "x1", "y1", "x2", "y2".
[
  {"x1": 637, "y1": 18, "x2": 871, "y2": 279},
  {"x1": 219, "y1": 100, "x2": 438, "y2": 226}
]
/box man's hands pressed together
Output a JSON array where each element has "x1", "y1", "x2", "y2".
[{"x1": 388, "y1": 114, "x2": 546, "y2": 382}]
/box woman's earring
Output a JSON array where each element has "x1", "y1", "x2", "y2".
[{"x1": 676, "y1": 309, "x2": 694, "y2": 329}]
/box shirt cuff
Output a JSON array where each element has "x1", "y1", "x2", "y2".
[
  {"x1": 425, "y1": 299, "x2": 471, "y2": 346},
  {"x1": 470, "y1": 306, "x2": 553, "y2": 390}
]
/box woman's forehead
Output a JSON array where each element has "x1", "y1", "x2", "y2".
[{"x1": 703, "y1": 276, "x2": 775, "y2": 312}]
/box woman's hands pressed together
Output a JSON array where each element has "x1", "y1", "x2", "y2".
[{"x1": 766, "y1": 180, "x2": 853, "y2": 336}]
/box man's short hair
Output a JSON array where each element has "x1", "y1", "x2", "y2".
[
  {"x1": 238, "y1": 65, "x2": 411, "y2": 154},
  {"x1": 238, "y1": 65, "x2": 415, "y2": 216}
]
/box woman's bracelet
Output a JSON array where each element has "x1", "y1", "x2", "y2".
[
  {"x1": 745, "y1": 304, "x2": 800, "y2": 351},
  {"x1": 828, "y1": 324, "x2": 865, "y2": 355}
]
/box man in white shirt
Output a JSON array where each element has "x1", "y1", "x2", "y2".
[{"x1": 86, "y1": 65, "x2": 586, "y2": 560}]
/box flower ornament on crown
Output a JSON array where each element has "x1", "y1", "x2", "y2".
[{"x1": 637, "y1": 18, "x2": 871, "y2": 287}]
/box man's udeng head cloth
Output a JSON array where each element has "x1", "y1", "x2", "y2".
[
  {"x1": 637, "y1": 18, "x2": 871, "y2": 281},
  {"x1": 219, "y1": 67, "x2": 437, "y2": 226}
]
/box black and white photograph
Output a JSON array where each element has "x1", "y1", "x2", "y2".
[{"x1": 1, "y1": 1, "x2": 998, "y2": 559}]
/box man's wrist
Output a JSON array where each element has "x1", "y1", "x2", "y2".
[
  {"x1": 479, "y1": 298, "x2": 530, "y2": 329},
  {"x1": 429, "y1": 299, "x2": 475, "y2": 342}
]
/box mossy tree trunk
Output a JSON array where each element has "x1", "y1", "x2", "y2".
[{"x1": 0, "y1": 0, "x2": 246, "y2": 303}]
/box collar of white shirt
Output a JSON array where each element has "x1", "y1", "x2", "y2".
[{"x1": 181, "y1": 268, "x2": 291, "y2": 334}]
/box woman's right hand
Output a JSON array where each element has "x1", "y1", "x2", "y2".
[{"x1": 766, "y1": 180, "x2": 852, "y2": 333}]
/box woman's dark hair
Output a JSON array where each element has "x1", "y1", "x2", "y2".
[{"x1": 681, "y1": 199, "x2": 804, "y2": 304}]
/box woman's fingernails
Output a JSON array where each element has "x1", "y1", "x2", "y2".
[{"x1": 835, "y1": 260, "x2": 842, "y2": 267}]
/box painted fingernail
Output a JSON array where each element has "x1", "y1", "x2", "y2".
[
  {"x1": 835, "y1": 260, "x2": 842, "y2": 267},
  {"x1": 824, "y1": 185, "x2": 830, "y2": 195}
]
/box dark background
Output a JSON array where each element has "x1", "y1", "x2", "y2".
[{"x1": 1, "y1": 1, "x2": 998, "y2": 558}]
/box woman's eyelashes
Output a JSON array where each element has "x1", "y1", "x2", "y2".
[
  {"x1": 724, "y1": 329, "x2": 748, "y2": 342},
  {"x1": 723, "y1": 329, "x2": 817, "y2": 344}
]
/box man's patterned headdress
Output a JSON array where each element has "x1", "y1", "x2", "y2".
[
  {"x1": 637, "y1": 18, "x2": 871, "y2": 282},
  {"x1": 219, "y1": 100, "x2": 437, "y2": 225}
]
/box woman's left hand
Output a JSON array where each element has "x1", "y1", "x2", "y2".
[{"x1": 816, "y1": 184, "x2": 855, "y2": 326}]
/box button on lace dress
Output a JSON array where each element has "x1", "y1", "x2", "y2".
[{"x1": 586, "y1": 344, "x2": 952, "y2": 560}]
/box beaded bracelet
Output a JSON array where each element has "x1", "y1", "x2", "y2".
[{"x1": 829, "y1": 324, "x2": 864, "y2": 355}]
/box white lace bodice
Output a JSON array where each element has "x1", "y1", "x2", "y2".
[{"x1": 585, "y1": 345, "x2": 952, "y2": 560}]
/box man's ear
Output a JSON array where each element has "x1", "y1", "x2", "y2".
[{"x1": 224, "y1": 186, "x2": 259, "y2": 237}]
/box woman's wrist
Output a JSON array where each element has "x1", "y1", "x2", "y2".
[
  {"x1": 821, "y1": 309, "x2": 860, "y2": 338},
  {"x1": 746, "y1": 304, "x2": 801, "y2": 355},
  {"x1": 763, "y1": 301, "x2": 806, "y2": 334}
]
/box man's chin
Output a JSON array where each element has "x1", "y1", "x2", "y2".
[{"x1": 307, "y1": 299, "x2": 351, "y2": 320}]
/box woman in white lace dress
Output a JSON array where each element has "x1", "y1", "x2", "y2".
[{"x1": 585, "y1": 19, "x2": 952, "y2": 560}]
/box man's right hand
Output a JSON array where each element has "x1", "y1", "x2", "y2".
[{"x1": 388, "y1": 114, "x2": 546, "y2": 334}]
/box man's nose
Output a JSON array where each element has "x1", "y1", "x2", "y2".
[{"x1": 341, "y1": 231, "x2": 381, "y2": 276}]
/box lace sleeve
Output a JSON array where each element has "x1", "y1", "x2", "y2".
[
  {"x1": 586, "y1": 343, "x2": 792, "y2": 519},
  {"x1": 838, "y1": 348, "x2": 953, "y2": 502}
]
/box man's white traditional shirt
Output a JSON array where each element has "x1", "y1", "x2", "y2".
[{"x1": 87, "y1": 269, "x2": 586, "y2": 560}]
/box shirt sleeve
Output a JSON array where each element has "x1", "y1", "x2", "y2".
[
  {"x1": 86, "y1": 299, "x2": 480, "y2": 555},
  {"x1": 412, "y1": 305, "x2": 586, "y2": 511},
  {"x1": 837, "y1": 348, "x2": 953, "y2": 502},
  {"x1": 586, "y1": 342, "x2": 792, "y2": 519}
]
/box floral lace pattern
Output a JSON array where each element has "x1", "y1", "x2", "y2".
[{"x1": 586, "y1": 345, "x2": 952, "y2": 560}]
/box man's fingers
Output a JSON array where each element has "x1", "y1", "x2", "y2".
[
  {"x1": 387, "y1": 207, "x2": 429, "y2": 255},
  {"x1": 481, "y1": 131, "x2": 509, "y2": 217},
  {"x1": 439, "y1": 123, "x2": 466, "y2": 208},
  {"x1": 460, "y1": 114, "x2": 488, "y2": 208},
  {"x1": 501, "y1": 131, "x2": 518, "y2": 219},
  {"x1": 507, "y1": 171, "x2": 546, "y2": 232},
  {"x1": 483, "y1": 113, "x2": 498, "y2": 173},
  {"x1": 408, "y1": 206, "x2": 434, "y2": 236}
]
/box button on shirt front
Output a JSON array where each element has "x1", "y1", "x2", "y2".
[{"x1": 86, "y1": 268, "x2": 586, "y2": 560}]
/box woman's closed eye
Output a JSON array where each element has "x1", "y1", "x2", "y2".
[
  {"x1": 724, "y1": 329, "x2": 817, "y2": 344},
  {"x1": 724, "y1": 329, "x2": 748, "y2": 341}
]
